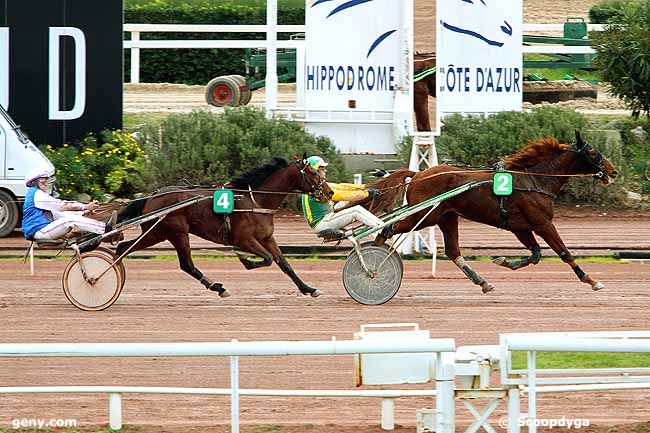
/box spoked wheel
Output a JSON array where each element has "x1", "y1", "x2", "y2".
[
  {"x1": 95, "y1": 246, "x2": 126, "y2": 288},
  {"x1": 343, "y1": 244, "x2": 403, "y2": 305},
  {"x1": 205, "y1": 75, "x2": 242, "y2": 107},
  {"x1": 62, "y1": 252, "x2": 124, "y2": 311}
]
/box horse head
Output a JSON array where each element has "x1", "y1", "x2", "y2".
[
  {"x1": 296, "y1": 154, "x2": 333, "y2": 202},
  {"x1": 573, "y1": 131, "x2": 618, "y2": 185}
]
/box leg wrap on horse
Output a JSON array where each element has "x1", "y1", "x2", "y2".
[
  {"x1": 454, "y1": 257, "x2": 484, "y2": 285},
  {"x1": 573, "y1": 265, "x2": 587, "y2": 281},
  {"x1": 530, "y1": 245, "x2": 542, "y2": 264}
]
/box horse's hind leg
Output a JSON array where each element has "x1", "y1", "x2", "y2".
[
  {"x1": 533, "y1": 222, "x2": 606, "y2": 291},
  {"x1": 167, "y1": 233, "x2": 231, "y2": 298},
  {"x1": 438, "y1": 213, "x2": 495, "y2": 294},
  {"x1": 493, "y1": 230, "x2": 542, "y2": 270},
  {"x1": 261, "y1": 236, "x2": 321, "y2": 297}
]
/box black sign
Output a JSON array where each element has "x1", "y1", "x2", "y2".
[{"x1": 0, "y1": 0, "x2": 122, "y2": 146}]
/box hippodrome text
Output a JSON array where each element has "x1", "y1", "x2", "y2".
[
  {"x1": 439, "y1": 65, "x2": 521, "y2": 93},
  {"x1": 306, "y1": 65, "x2": 396, "y2": 92}
]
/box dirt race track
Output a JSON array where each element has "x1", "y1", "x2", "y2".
[{"x1": 1, "y1": 250, "x2": 650, "y2": 431}]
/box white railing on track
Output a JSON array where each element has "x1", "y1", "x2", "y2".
[
  {"x1": 500, "y1": 332, "x2": 650, "y2": 433},
  {"x1": 0, "y1": 338, "x2": 456, "y2": 433},
  {"x1": 122, "y1": 22, "x2": 603, "y2": 84}
]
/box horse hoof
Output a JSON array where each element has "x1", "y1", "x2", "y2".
[
  {"x1": 481, "y1": 283, "x2": 495, "y2": 294},
  {"x1": 592, "y1": 282, "x2": 606, "y2": 291},
  {"x1": 492, "y1": 257, "x2": 507, "y2": 267},
  {"x1": 219, "y1": 289, "x2": 232, "y2": 298},
  {"x1": 310, "y1": 289, "x2": 323, "y2": 298}
]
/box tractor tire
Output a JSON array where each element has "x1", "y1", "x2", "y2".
[
  {"x1": 228, "y1": 75, "x2": 252, "y2": 105},
  {"x1": 0, "y1": 190, "x2": 19, "y2": 238},
  {"x1": 205, "y1": 75, "x2": 242, "y2": 107}
]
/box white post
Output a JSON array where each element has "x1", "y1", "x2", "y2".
[
  {"x1": 265, "y1": 0, "x2": 278, "y2": 117},
  {"x1": 109, "y1": 393, "x2": 122, "y2": 430},
  {"x1": 295, "y1": 42, "x2": 305, "y2": 108},
  {"x1": 527, "y1": 351, "x2": 536, "y2": 433},
  {"x1": 435, "y1": 352, "x2": 455, "y2": 433},
  {"x1": 353, "y1": 173, "x2": 363, "y2": 184},
  {"x1": 230, "y1": 340, "x2": 240, "y2": 433},
  {"x1": 507, "y1": 387, "x2": 521, "y2": 433},
  {"x1": 130, "y1": 31, "x2": 140, "y2": 84},
  {"x1": 381, "y1": 398, "x2": 395, "y2": 430}
]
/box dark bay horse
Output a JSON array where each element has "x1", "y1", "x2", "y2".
[
  {"x1": 115, "y1": 157, "x2": 333, "y2": 298},
  {"x1": 374, "y1": 133, "x2": 618, "y2": 293},
  {"x1": 414, "y1": 52, "x2": 436, "y2": 131}
]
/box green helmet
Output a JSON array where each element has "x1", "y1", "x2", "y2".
[{"x1": 306, "y1": 156, "x2": 328, "y2": 170}]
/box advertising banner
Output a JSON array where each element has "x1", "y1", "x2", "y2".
[{"x1": 437, "y1": 0, "x2": 522, "y2": 113}]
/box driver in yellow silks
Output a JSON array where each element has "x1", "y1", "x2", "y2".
[{"x1": 300, "y1": 156, "x2": 383, "y2": 236}]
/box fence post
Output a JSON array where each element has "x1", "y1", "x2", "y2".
[
  {"x1": 265, "y1": 0, "x2": 278, "y2": 117},
  {"x1": 130, "y1": 31, "x2": 140, "y2": 84},
  {"x1": 109, "y1": 393, "x2": 122, "y2": 430},
  {"x1": 507, "y1": 387, "x2": 521, "y2": 433},
  {"x1": 230, "y1": 339, "x2": 240, "y2": 433},
  {"x1": 435, "y1": 352, "x2": 455, "y2": 433},
  {"x1": 527, "y1": 351, "x2": 536, "y2": 433},
  {"x1": 381, "y1": 398, "x2": 395, "y2": 430}
]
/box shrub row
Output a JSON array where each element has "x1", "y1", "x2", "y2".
[{"x1": 125, "y1": 4, "x2": 304, "y2": 84}]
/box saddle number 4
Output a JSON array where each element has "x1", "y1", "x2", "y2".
[
  {"x1": 213, "y1": 190, "x2": 234, "y2": 213},
  {"x1": 493, "y1": 172, "x2": 513, "y2": 196}
]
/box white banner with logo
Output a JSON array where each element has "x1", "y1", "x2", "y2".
[
  {"x1": 437, "y1": 0, "x2": 522, "y2": 113},
  {"x1": 305, "y1": 0, "x2": 404, "y2": 111}
]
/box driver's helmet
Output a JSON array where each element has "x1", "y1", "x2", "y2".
[
  {"x1": 306, "y1": 156, "x2": 328, "y2": 170},
  {"x1": 25, "y1": 167, "x2": 56, "y2": 187}
]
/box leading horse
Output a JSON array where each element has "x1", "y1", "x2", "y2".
[
  {"x1": 115, "y1": 156, "x2": 333, "y2": 298},
  {"x1": 373, "y1": 132, "x2": 618, "y2": 293}
]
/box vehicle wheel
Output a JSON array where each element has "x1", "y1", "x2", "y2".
[
  {"x1": 95, "y1": 246, "x2": 126, "y2": 288},
  {"x1": 62, "y1": 252, "x2": 124, "y2": 311},
  {"x1": 343, "y1": 244, "x2": 403, "y2": 305},
  {"x1": 0, "y1": 190, "x2": 18, "y2": 238},
  {"x1": 205, "y1": 75, "x2": 242, "y2": 107},
  {"x1": 229, "y1": 75, "x2": 252, "y2": 105}
]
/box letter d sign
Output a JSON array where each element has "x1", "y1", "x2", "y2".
[{"x1": 49, "y1": 27, "x2": 86, "y2": 120}]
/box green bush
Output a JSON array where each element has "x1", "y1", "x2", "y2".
[
  {"x1": 41, "y1": 131, "x2": 146, "y2": 200},
  {"x1": 589, "y1": 0, "x2": 627, "y2": 23},
  {"x1": 125, "y1": 3, "x2": 304, "y2": 85},
  {"x1": 592, "y1": 1, "x2": 650, "y2": 118},
  {"x1": 435, "y1": 107, "x2": 587, "y2": 166},
  {"x1": 136, "y1": 107, "x2": 345, "y2": 188}
]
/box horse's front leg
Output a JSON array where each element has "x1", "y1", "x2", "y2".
[
  {"x1": 438, "y1": 213, "x2": 495, "y2": 294},
  {"x1": 533, "y1": 223, "x2": 605, "y2": 291},
  {"x1": 167, "y1": 233, "x2": 231, "y2": 298},
  {"x1": 493, "y1": 230, "x2": 542, "y2": 270},
  {"x1": 261, "y1": 236, "x2": 322, "y2": 297}
]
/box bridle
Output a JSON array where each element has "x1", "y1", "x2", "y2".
[
  {"x1": 572, "y1": 141, "x2": 606, "y2": 181},
  {"x1": 297, "y1": 161, "x2": 328, "y2": 200}
]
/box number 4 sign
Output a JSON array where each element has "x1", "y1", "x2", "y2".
[
  {"x1": 493, "y1": 172, "x2": 513, "y2": 196},
  {"x1": 213, "y1": 189, "x2": 234, "y2": 213}
]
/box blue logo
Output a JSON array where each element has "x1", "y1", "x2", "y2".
[{"x1": 441, "y1": 0, "x2": 513, "y2": 47}]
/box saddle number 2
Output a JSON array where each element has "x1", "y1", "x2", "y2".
[
  {"x1": 493, "y1": 173, "x2": 513, "y2": 196},
  {"x1": 213, "y1": 190, "x2": 234, "y2": 213}
]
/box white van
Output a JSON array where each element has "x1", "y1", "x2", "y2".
[{"x1": 0, "y1": 105, "x2": 55, "y2": 237}]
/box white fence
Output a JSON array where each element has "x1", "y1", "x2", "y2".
[{"x1": 0, "y1": 338, "x2": 456, "y2": 433}]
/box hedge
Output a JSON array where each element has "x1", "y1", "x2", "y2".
[{"x1": 125, "y1": 3, "x2": 304, "y2": 84}]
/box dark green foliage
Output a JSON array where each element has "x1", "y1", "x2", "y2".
[
  {"x1": 435, "y1": 107, "x2": 587, "y2": 167},
  {"x1": 136, "y1": 107, "x2": 344, "y2": 189},
  {"x1": 591, "y1": 1, "x2": 650, "y2": 118},
  {"x1": 589, "y1": 0, "x2": 627, "y2": 23},
  {"x1": 125, "y1": 3, "x2": 304, "y2": 85}
]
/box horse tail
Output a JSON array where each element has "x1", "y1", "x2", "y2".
[
  {"x1": 117, "y1": 198, "x2": 147, "y2": 224},
  {"x1": 343, "y1": 168, "x2": 415, "y2": 215}
]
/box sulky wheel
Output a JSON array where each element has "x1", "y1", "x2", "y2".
[
  {"x1": 95, "y1": 246, "x2": 126, "y2": 288},
  {"x1": 205, "y1": 75, "x2": 242, "y2": 107},
  {"x1": 343, "y1": 244, "x2": 403, "y2": 305},
  {"x1": 228, "y1": 75, "x2": 252, "y2": 105},
  {"x1": 62, "y1": 252, "x2": 124, "y2": 311}
]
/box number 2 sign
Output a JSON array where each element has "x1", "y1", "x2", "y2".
[{"x1": 493, "y1": 172, "x2": 513, "y2": 196}]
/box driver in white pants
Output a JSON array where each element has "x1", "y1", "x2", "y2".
[
  {"x1": 300, "y1": 156, "x2": 383, "y2": 235},
  {"x1": 22, "y1": 167, "x2": 112, "y2": 241}
]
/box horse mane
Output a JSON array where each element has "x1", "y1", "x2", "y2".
[
  {"x1": 503, "y1": 138, "x2": 570, "y2": 169},
  {"x1": 230, "y1": 157, "x2": 289, "y2": 189}
]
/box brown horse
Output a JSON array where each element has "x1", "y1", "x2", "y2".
[
  {"x1": 414, "y1": 52, "x2": 436, "y2": 131},
  {"x1": 115, "y1": 157, "x2": 333, "y2": 298},
  {"x1": 374, "y1": 132, "x2": 618, "y2": 293}
]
